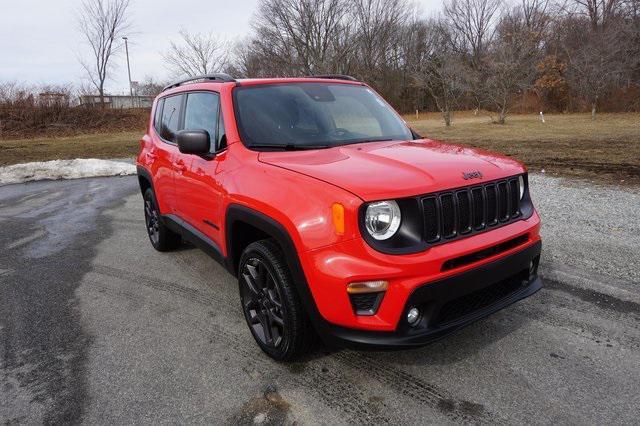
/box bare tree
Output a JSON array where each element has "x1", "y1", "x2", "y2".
[
  {"x1": 249, "y1": 0, "x2": 352, "y2": 76},
  {"x1": 520, "y1": 0, "x2": 554, "y2": 33},
  {"x1": 413, "y1": 19, "x2": 466, "y2": 126},
  {"x1": 350, "y1": 0, "x2": 411, "y2": 72},
  {"x1": 476, "y1": 0, "x2": 550, "y2": 123},
  {"x1": 163, "y1": 30, "x2": 230, "y2": 77},
  {"x1": 627, "y1": 0, "x2": 640, "y2": 85},
  {"x1": 565, "y1": 27, "x2": 634, "y2": 118},
  {"x1": 227, "y1": 39, "x2": 262, "y2": 78},
  {"x1": 77, "y1": 0, "x2": 131, "y2": 107},
  {"x1": 442, "y1": 0, "x2": 504, "y2": 113},
  {"x1": 444, "y1": 0, "x2": 503, "y2": 64},
  {"x1": 0, "y1": 81, "x2": 27, "y2": 104},
  {"x1": 569, "y1": 0, "x2": 622, "y2": 29},
  {"x1": 349, "y1": 0, "x2": 415, "y2": 105},
  {"x1": 229, "y1": 0, "x2": 638, "y2": 116},
  {"x1": 135, "y1": 75, "x2": 165, "y2": 97},
  {"x1": 559, "y1": 0, "x2": 637, "y2": 118}
]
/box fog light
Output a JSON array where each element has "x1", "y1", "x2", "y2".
[
  {"x1": 407, "y1": 307, "x2": 421, "y2": 326},
  {"x1": 529, "y1": 258, "x2": 539, "y2": 276},
  {"x1": 347, "y1": 280, "x2": 388, "y2": 294}
]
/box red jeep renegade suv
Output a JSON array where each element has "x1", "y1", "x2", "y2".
[{"x1": 137, "y1": 74, "x2": 542, "y2": 361}]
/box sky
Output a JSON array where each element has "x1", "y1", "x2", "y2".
[{"x1": 0, "y1": 0, "x2": 442, "y2": 94}]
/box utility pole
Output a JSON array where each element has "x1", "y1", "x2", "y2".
[{"x1": 122, "y1": 36, "x2": 133, "y2": 98}]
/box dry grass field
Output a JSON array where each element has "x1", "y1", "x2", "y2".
[
  {"x1": 0, "y1": 131, "x2": 141, "y2": 166},
  {"x1": 1, "y1": 111, "x2": 638, "y2": 185},
  {"x1": 405, "y1": 111, "x2": 640, "y2": 185}
]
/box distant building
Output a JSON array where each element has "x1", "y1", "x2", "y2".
[
  {"x1": 39, "y1": 92, "x2": 70, "y2": 107},
  {"x1": 78, "y1": 94, "x2": 153, "y2": 109}
]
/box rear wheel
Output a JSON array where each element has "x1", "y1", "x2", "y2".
[
  {"x1": 238, "y1": 239, "x2": 316, "y2": 361},
  {"x1": 143, "y1": 188, "x2": 181, "y2": 251}
]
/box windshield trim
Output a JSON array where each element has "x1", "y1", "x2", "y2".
[{"x1": 232, "y1": 82, "x2": 412, "y2": 152}]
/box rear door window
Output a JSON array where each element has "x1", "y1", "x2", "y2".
[{"x1": 160, "y1": 94, "x2": 183, "y2": 143}]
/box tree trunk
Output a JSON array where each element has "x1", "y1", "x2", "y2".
[
  {"x1": 498, "y1": 108, "x2": 506, "y2": 125},
  {"x1": 443, "y1": 110, "x2": 451, "y2": 127},
  {"x1": 591, "y1": 102, "x2": 597, "y2": 120},
  {"x1": 99, "y1": 84, "x2": 105, "y2": 109}
]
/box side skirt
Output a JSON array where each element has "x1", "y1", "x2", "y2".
[{"x1": 161, "y1": 214, "x2": 234, "y2": 274}]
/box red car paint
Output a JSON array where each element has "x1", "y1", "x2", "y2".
[{"x1": 137, "y1": 77, "x2": 541, "y2": 337}]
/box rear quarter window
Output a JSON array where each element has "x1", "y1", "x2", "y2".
[
  {"x1": 160, "y1": 94, "x2": 183, "y2": 143},
  {"x1": 153, "y1": 99, "x2": 164, "y2": 134}
]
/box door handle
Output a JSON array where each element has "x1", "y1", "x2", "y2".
[{"x1": 147, "y1": 152, "x2": 157, "y2": 161}]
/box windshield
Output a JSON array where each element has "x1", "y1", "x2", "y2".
[{"x1": 233, "y1": 83, "x2": 412, "y2": 149}]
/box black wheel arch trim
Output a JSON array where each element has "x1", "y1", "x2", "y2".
[
  {"x1": 136, "y1": 165, "x2": 155, "y2": 195},
  {"x1": 136, "y1": 167, "x2": 335, "y2": 338},
  {"x1": 224, "y1": 204, "x2": 328, "y2": 332}
]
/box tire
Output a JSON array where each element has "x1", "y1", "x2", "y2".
[
  {"x1": 238, "y1": 239, "x2": 316, "y2": 361},
  {"x1": 143, "y1": 188, "x2": 181, "y2": 251}
]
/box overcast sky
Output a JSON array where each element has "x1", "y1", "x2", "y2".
[{"x1": 0, "y1": 0, "x2": 442, "y2": 94}]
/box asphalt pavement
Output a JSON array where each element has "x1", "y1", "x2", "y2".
[{"x1": 1, "y1": 175, "x2": 639, "y2": 424}]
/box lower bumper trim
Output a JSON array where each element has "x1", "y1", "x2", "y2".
[{"x1": 315, "y1": 241, "x2": 542, "y2": 349}]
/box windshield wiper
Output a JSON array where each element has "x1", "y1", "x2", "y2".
[
  {"x1": 355, "y1": 138, "x2": 394, "y2": 143},
  {"x1": 248, "y1": 143, "x2": 330, "y2": 151},
  {"x1": 330, "y1": 138, "x2": 394, "y2": 147}
]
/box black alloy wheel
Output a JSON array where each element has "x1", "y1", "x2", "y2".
[
  {"x1": 144, "y1": 196, "x2": 161, "y2": 246},
  {"x1": 142, "y1": 188, "x2": 181, "y2": 251},
  {"x1": 238, "y1": 240, "x2": 316, "y2": 361},
  {"x1": 240, "y1": 257, "x2": 286, "y2": 348}
]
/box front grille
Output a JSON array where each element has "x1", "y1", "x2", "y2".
[
  {"x1": 485, "y1": 184, "x2": 498, "y2": 225},
  {"x1": 509, "y1": 179, "x2": 520, "y2": 217},
  {"x1": 422, "y1": 197, "x2": 440, "y2": 242},
  {"x1": 434, "y1": 270, "x2": 528, "y2": 326},
  {"x1": 497, "y1": 181, "x2": 509, "y2": 221},
  {"x1": 421, "y1": 177, "x2": 521, "y2": 244},
  {"x1": 440, "y1": 194, "x2": 456, "y2": 238},
  {"x1": 456, "y1": 191, "x2": 472, "y2": 234}
]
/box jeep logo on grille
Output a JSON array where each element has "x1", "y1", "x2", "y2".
[{"x1": 462, "y1": 170, "x2": 483, "y2": 180}]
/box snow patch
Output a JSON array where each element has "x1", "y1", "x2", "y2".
[{"x1": 0, "y1": 159, "x2": 136, "y2": 185}]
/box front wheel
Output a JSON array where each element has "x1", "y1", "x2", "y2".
[
  {"x1": 143, "y1": 188, "x2": 181, "y2": 251},
  {"x1": 238, "y1": 240, "x2": 316, "y2": 361}
]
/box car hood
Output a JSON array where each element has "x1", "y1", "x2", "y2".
[{"x1": 258, "y1": 139, "x2": 526, "y2": 201}]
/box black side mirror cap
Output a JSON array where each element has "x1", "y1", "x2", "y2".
[{"x1": 177, "y1": 129, "x2": 210, "y2": 155}]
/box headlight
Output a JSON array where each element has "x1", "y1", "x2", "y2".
[
  {"x1": 518, "y1": 175, "x2": 525, "y2": 200},
  {"x1": 365, "y1": 200, "x2": 401, "y2": 240}
]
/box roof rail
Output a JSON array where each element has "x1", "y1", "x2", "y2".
[
  {"x1": 162, "y1": 73, "x2": 236, "y2": 92},
  {"x1": 308, "y1": 74, "x2": 359, "y2": 82}
]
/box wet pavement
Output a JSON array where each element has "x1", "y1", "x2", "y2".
[{"x1": 1, "y1": 175, "x2": 639, "y2": 424}]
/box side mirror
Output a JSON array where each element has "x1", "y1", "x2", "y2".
[{"x1": 177, "y1": 129, "x2": 210, "y2": 155}]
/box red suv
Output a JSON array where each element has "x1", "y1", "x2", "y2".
[{"x1": 137, "y1": 74, "x2": 542, "y2": 361}]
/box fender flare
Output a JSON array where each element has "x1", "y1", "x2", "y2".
[
  {"x1": 225, "y1": 204, "x2": 326, "y2": 329},
  {"x1": 136, "y1": 165, "x2": 155, "y2": 195}
]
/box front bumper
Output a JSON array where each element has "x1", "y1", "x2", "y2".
[
  {"x1": 313, "y1": 240, "x2": 542, "y2": 349},
  {"x1": 301, "y1": 211, "x2": 541, "y2": 331}
]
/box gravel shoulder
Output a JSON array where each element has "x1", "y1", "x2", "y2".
[
  {"x1": 1, "y1": 175, "x2": 639, "y2": 424},
  {"x1": 531, "y1": 174, "x2": 640, "y2": 295}
]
